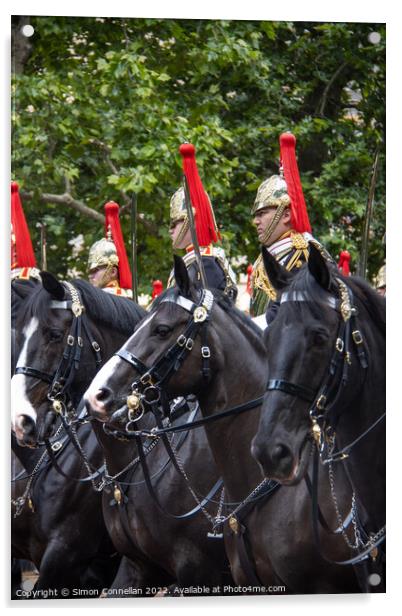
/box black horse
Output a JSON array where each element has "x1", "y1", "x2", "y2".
[
  {"x1": 13, "y1": 273, "x2": 232, "y2": 595},
  {"x1": 11, "y1": 274, "x2": 145, "y2": 595},
  {"x1": 251, "y1": 246, "x2": 385, "y2": 589},
  {"x1": 86, "y1": 256, "x2": 361, "y2": 594}
]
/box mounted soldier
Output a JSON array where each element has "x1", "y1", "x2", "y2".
[
  {"x1": 250, "y1": 132, "x2": 333, "y2": 317},
  {"x1": 87, "y1": 201, "x2": 133, "y2": 298},
  {"x1": 167, "y1": 143, "x2": 237, "y2": 301}
]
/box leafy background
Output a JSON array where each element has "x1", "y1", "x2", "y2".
[{"x1": 11, "y1": 16, "x2": 385, "y2": 293}]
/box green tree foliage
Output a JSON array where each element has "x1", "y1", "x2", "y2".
[{"x1": 11, "y1": 16, "x2": 385, "y2": 290}]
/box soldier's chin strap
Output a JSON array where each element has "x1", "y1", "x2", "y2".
[
  {"x1": 96, "y1": 262, "x2": 119, "y2": 290},
  {"x1": 172, "y1": 217, "x2": 190, "y2": 250},
  {"x1": 260, "y1": 203, "x2": 288, "y2": 246}
]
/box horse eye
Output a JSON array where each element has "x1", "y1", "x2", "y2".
[
  {"x1": 154, "y1": 325, "x2": 172, "y2": 338},
  {"x1": 312, "y1": 330, "x2": 328, "y2": 346}
]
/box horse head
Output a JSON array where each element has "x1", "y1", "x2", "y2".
[
  {"x1": 84, "y1": 256, "x2": 215, "y2": 425},
  {"x1": 251, "y1": 243, "x2": 373, "y2": 484},
  {"x1": 12, "y1": 272, "x2": 73, "y2": 445},
  {"x1": 12, "y1": 272, "x2": 144, "y2": 446}
]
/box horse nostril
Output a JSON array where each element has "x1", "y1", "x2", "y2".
[
  {"x1": 95, "y1": 387, "x2": 113, "y2": 404},
  {"x1": 271, "y1": 443, "x2": 293, "y2": 467},
  {"x1": 20, "y1": 415, "x2": 36, "y2": 436}
]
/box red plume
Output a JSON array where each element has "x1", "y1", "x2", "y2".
[
  {"x1": 11, "y1": 182, "x2": 37, "y2": 269},
  {"x1": 152, "y1": 280, "x2": 164, "y2": 299},
  {"x1": 104, "y1": 201, "x2": 132, "y2": 289},
  {"x1": 179, "y1": 143, "x2": 220, "y2": 246},
  {"x1": 246, "y1": 264, "x2": 253, "y2": 295},
  {"x1": 338, "y1": 250, "x2": 351, "y2": 276},
  {"x1": 279, "y1": 133, "x2": 312, "y2": 234}
]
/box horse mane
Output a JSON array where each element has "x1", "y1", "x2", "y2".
[
  {"x1": 152, "y1": 286, "x2": 266, "y2": 352},
  {"x1": 16, "y1": 279, "x2": 146, "y2": 336},
  {"x1": 287, "y1": 264, "x2": 386, "y2": 336}
]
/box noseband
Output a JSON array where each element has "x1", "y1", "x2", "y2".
[
  {"x1": 114, "y1": 289, "x2": 214, "y2": 431},
  {"x1": 15, "y1": 282, "x2": 102, "y2": 422}
]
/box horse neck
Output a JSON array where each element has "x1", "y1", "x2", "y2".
[
  {"x1": 196, "y1": 311, "x2": 268, "y2": 500},
  {"x1": 334, "y1": 317, "x2": 385, "y2": 528}
]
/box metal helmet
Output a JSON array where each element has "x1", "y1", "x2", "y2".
[
  {"x1": 251, "y1": 132, "x2": 312, "y2": 245},
  {"x1": 169, "y1": 187, "x2": 191, "y2": 249},
  {"x1": 251, "y1": 173, "x2": 291, "y2": 216},
  {"x1": 87, "y1": 234, "x2": 119, "y2": 273}
]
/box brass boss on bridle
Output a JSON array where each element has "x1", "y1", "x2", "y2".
[{"x1": 113, "y1": 288, "x2": 214, "y2": 433}]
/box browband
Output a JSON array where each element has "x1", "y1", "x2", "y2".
[
  {"x1": 161, "y1": 295, "x2": 197, "y2": 313},
  {"x1": 281, "y1": 291, "x2": 338, "y2": 310},
  {"x1": 50, "y1": 300, "x2": 73, "y2": 310}
]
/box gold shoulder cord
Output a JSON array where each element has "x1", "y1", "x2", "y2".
[{"x1": 252, "y1": 254, "x2": 277, "y2": 301}]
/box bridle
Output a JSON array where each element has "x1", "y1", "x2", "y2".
[
  {"x1": 265, "y1": 276, "x2": 386, "y2": 566},
  {"x1": 113, "y1": 288, "x2": 214, "y2": 432},
  {"x1": 266, "y1": 277, "x2": 383, "y2": 463},
  {"x1": 15, "y1": 282, "x2": 102, "y2": 424}
]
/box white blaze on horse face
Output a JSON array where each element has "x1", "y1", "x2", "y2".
[
  {"x1": 11, "y1": 317, "x2": 39, "y2": 431},
  {"x1": 84, "y1": 312, "x2": 156, "y2": 413}
]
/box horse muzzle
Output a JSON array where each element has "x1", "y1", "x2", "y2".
[{"x1": 251, "y1": 432, "x2": 312, "y2": 485}]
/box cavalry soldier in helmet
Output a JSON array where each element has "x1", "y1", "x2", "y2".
[
  {"x1": 167, "y1": 143, "x2": 237, "y2": 301},
  {"x1": 87, "y1": 201, "x2": 133, "y2": 298},
  {"x1": 250, "y1": 132, "x2": 333, "y2": 317}
]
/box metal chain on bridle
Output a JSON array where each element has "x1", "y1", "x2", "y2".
[
  {"x1": 106, "y1": 288, "x2": 279, "y2": 534},
  {"x1": 266, "y1": 276, "x2": 385, "y2": 566}
]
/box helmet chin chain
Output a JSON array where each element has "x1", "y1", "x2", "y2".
[
  {"x1": 172, "y1": 218, "x2": 190, "y2": 250},
  {"x1": 95, "y1": 263, "x2": 116, "y2": 289},
  {"x1": 260, "y1": 203, "x2": 287, "y2": 246}
]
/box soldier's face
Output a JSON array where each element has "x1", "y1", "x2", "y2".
[
  {"x1": 89, "y1": 265, "x2": 117, "y2": 288},
  {"x1": 169, "y1": 219, "x2": 191, "y2": 249},
  {"x1": 253, "y1": 207, "x2": 291, "y2": 246}
]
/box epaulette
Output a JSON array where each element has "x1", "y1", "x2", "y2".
[{"x1": 11, "y1": 267, "x2": 42, "y2": 281}]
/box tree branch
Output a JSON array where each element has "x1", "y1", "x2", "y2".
[
  {"x1": 21, "y1": 189, "x2": 161, "y2": 235},
  {"x1": 317, "y1": 62, "x2": 347, "y2": 117},
  {"x1": 21, "y1": 191, "x2": 105, "y2": 223}
]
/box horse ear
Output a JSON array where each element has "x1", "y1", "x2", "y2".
[
  {"x1": 40, "y1": 271, "x2": 66, "y2": 300},
  {"x1": 261, "y1": 247, "x2": 292, "y2": 290},
  {"x1": 307, "y1": 243, "x2": 331, "y2": 290},
  {"x1": 173, "y1": 255, "x2": 191, "y2": 297}
]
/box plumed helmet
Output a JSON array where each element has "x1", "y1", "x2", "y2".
[
  {"x1": 87, "y1": 201, "x2": 132, "y2": 290},
  {"x1": 87, "y1": 235, "x2": 119, "y2": 272},
  {"x1": 251, "y1": 132, "x2": 312, "y2": 235},
  {"x1": 11, "y1": 182, "x2": 37, "y2": 269}
]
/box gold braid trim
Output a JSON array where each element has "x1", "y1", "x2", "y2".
[{"x1": 251, "y1": 254, "x2": 278, "y2": 301}]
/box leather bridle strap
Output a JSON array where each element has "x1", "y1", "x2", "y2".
[
  {"x1": 14, "y1": 366, "x2": 53, "y2": 384},
  {"x1": 126, "y1": 396, "x2": 265, "y2": 438},
  {"x1": 266, "y1": 379, "x2": 316, "y2": 403}
]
